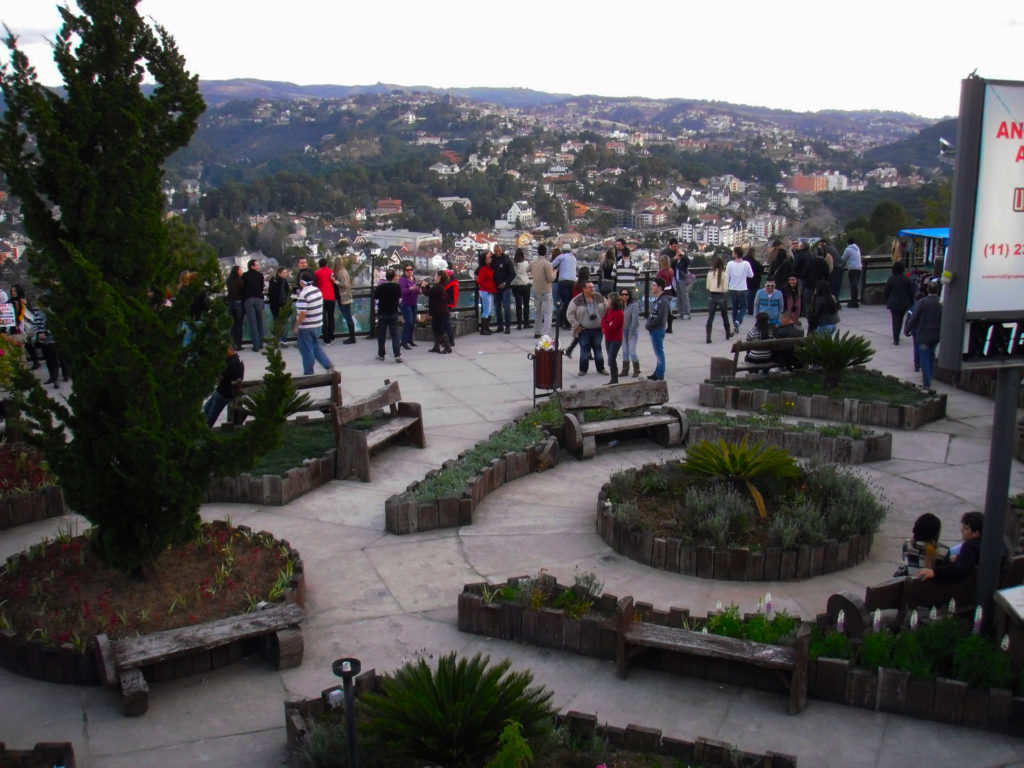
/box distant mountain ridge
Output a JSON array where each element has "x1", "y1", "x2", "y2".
[{"x1": 198, "y1": 79, "x2": 571, "y2": 108}]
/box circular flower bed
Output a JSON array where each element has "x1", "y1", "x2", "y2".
[
  {"x1": 0, "y1": 520, "x2": 302, "y2": 684},
  {"x1": 597, "y1": 446, "x2": 888, "y2": 581}
]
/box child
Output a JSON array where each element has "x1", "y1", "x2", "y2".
[
  {"x1": 602, "y1": 294, "x2": 624, "y2": 385},
  {"x1": 894, "y1": 512, "x2": 949, "y2": 577}
]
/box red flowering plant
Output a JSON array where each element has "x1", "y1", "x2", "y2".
[{"x1": 0, "y1": 442, "x2": 55, "y2": 498}]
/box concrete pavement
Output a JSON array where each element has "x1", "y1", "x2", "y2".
[{"x1": 2, "y1": 304, "x2": 1023, "y2": 767}]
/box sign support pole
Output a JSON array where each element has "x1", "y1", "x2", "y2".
[{"x1": 977, "y1": 366, "x2": 1022, "y2": 628}]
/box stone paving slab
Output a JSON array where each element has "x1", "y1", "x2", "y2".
[{"x1": 2, "y1": 304, "x2": 1022, "y2": 767}]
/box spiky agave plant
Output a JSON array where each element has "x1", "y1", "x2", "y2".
[
  {"x1": 795, "y1": 331, "x2": 874, "y2": 388},
  {"x1": 683, "y1": 437, "x2": 801, "y2": 518},
  {"x1": 359, "y1": 652, "x2": 554, "y2": 767}
]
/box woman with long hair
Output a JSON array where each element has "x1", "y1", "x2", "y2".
[
  {"x1": 602, "y1": 293, "x2": 624, "y2": 384},
  {"x1": 808, "y1": 279, "x2": 840, "y2": 335},
  {"x1": 334, "y1": 256, "x2": 357, "y2": 344},
  {"x1": 563, "y1": 266, "x2": 589, "y2": 358},
  {"x1": 598, "y1": 248, "x2": 616, "y2": 295},
  {"x1": 620, "y1": 287, "x2": 641, "y2": 378},
  {"x1": 226, "y1": 264, "x2": 245, "y2": 348},
  {"x1": 705, "y1": 257, "x2": 731, "y2": 343},
  {"x1": 475, "y1": 251, "x2": 497, "y2": 335},
  {"x1": 511, "y1": 248, "x2": 532, "y2": 330},
  {"x1": 657, "y1": 254, "x2": 676, "y2": 334}
]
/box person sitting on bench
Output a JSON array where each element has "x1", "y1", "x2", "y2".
[
  {"x1": 894, "y1": 512, "x2": 949, "y2": 577},
  {"x1": 917, "y1": 511, "x2": 982, "y2": 581}
]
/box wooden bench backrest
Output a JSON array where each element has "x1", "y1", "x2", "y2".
[
  {"x1": 338, "y1": 380, "x2": 402, "y2": 423},
  {"x1": 558, "y1": 379, "x2": 668, "y2": 412},
  {"x1": 863, "y1": 578, "x2": 905, "y2": 613},
  {"x1": 730, "y1": 337, "x2": 807, "y2": 355},
  {"x1": 232, "y1": 370, "x2": 342, "y2": 407}
]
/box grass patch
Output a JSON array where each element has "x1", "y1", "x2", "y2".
[
  {"x1": 244, "y1": 419, "x2": 335, "y2": 477},
  {"x1": 724, "y1": 368, "x2": 929, "y2": 405}
]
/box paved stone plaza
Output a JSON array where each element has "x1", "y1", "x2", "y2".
[{"x1": 2, "y1": 303, "x2": 1023, "y2": 767}]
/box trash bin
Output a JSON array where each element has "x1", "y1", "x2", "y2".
[{"x1": 529, "y1": 348, "x2": 562, "y2": 391}]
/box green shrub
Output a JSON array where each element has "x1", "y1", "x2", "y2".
[
  {"x1": 857, "y1": 630, "x2": 895, "y2": 671},
  {"x1": 795, "y1": 331, "x2": 875, "y2": 388},
  {"x1": 704, "y1": 604, "x2": 797, "y2": 645},
  {"x1": 809, "y1": 627, "x2": 854, "y2": 661},
  {"x1": 803, "y1": 460, "x2": 886, "y2": 537},
  {"x1": 485, "y1": 720, "x2": 534, "y2": 768},
  {"x1": 952, "y1": 633, "x2": 1015, "y2": 690},
  {"x1": 916, "y1": 616, "x2": 967, "y2": 677},
  {"x1": 685, "y1": 483, "x2": 753, "y2": 548},
  {"x1": 769, "y1": 494, "x2": 826, "y2": 547},
  {"x1": 360, "y1": 653, "x2": 554, "y2": 767},
  {"x1": 890, "y1": 631, "x2": 930, "y2": 679}
]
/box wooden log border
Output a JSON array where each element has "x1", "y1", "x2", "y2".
[
  {"x1": 698, "y1": 368, "x2": 947, "y2": 430},
  {"x1": 0, "y1": 522, "x2": 304, "y2": 687},
  {"x1": 0, "y1": 486, "x2": 66, "y2": 531}
]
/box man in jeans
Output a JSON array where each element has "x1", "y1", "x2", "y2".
[
  {"x1": 646, "y1": 277, "x2": 670, "y2": 381},
  {"x1": 566, "y1": 281, "x2": 606, "y2": 376},
  {"x1": 905, "y1": 282, "x2": 942, "y2": 387},
  {"x1": 242, "y1": 259, "x2": 265, "y2": 351},
  {"x1": 293, "y1": 271, "x2": 334, "y2": 375},
  {"x1": 375, "y1": 269, "x2": 403, "y2": 362}
]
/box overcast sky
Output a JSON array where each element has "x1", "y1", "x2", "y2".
[{"x1": 4, "y1": 1, "x2": 1022, "y2": 120}]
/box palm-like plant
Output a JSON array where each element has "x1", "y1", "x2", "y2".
[
  {"x1": 359, "y1": 652, "x2": 554, "y2": 767},
  {"x1": 683, "y1": 437, "x2": 800, "y2": 518},
  {"x1": 795, "y1": 331, "x2": 875, "y2": 388}
]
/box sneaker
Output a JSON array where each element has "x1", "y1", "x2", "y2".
[
  {"x1": 376, "y1": 355, "x2": 386, "y2": 361},
  {"x1": 396, "y1": 356, "x2": 403, "y2": 363},
  {"x1": 577, "y1": 370, "x2": 587, "y2": 376},
  {"x1": 343, "y1": 338, "x2": 356, "y2": 344},
  {"x1": 683, "y1": 314, "x2": 691, "y2": 320}
]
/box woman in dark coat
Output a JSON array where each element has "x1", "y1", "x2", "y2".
[
  {"x1": 425, "y1": 270, "x2": 452, "y2": 353},
  {"x1": 883, "y1": 262, "x2": 916, "y2": 346}
]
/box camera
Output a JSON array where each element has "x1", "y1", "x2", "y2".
[{"x1": 589, "y1": 314, "x2": 597, "y2": 321}]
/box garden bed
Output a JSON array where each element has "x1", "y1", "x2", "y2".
[
  {"x1": 285, "y1": 670, "x2": 797, "y2": 768},
  {"x1": 383, "y1": 407, "x2": 560, "y2": 536},
  {"x1": 205, "y1": 419, "x2": 337, "y2": 506},
  {"x1": 699, "y1": 369, "x2": 946, "y2": 430},
  {"x1": 686, "y1": 411, "x2": 891, "y2": 464},
  {"x1": 807, "y1": 614, "x2": 1024, "y2": 735},
  {"x1": 458, "y1": 577, "x2": 805, "y2": 702},
  {"x1": 0, "y1": 521, "x2": 304, "y2": 686},
  {"x1": 0, "y1": 442, "x2": 66, "y2": 531},
  {"x1": 595, "y1": 458, "x2": 884, "y2": 581}
]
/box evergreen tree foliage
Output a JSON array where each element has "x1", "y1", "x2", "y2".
[{"x1": 0, "y1": 0, "x2": 292, "y2": 575}]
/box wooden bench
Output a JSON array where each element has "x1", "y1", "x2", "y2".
[
  {"x1": 560, "y1": 379, "x2": 685, "y2": 459},
  {"x1": 710, "y1": 336, "x2": 808, "y2": 378},
  {"x1": 94, "y1": 602, "x2": 305, "y2": 716},
  {"x1": 826, "y1": 554, "x2": 1024, "y2": 638},
  {"x1": 336, "y1": 379, "x2": 426, "y2": 481},
  {"x1": 227, "y1": 370, "x2": 343, "y2": 436},
  {"x1": 615, "y1": 596, "x2": 810, "y2": 714}
]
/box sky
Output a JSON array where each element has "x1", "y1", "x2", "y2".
[{"x1": 2, "y1": 1, "x2": 1022, "y2": 120}]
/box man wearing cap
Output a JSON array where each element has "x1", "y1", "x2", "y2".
[{"x1": 294, "y1": 270, "x2": 335, "y2": 375}]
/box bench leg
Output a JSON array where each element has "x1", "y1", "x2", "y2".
[
  {"x1": 581, "y1": 435, "x2": 597, "y2": 460},
  {"x1": 256, "y1": 626, "x2": 305, "y2": 670},
  {"x1": 650, "y1": 421, "x2": 681, "y2": 447},
  {"x1": 120, "y1": 667, "x2": 149, "y2": 717}
]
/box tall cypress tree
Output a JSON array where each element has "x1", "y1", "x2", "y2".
[{"x1": 0, "y1": 0, "x2": 292, "y2": 575}]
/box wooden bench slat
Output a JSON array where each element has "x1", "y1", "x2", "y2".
[
  {"x1": 578, "y1": 413, "x2": 677, "y2": 435},
  {"x1": 111, "y1": 603, "x2": 305, "y2": 669},
  {"x1": 624, "y1": 622, "x2": 798, "y2": 670},
  {"x1": 338, "y1": 380, "x2": 401, "y2": 422},
  {"x1": 363, "y1": 415, "x2": 420, "y2": 448},
  {"x1": 557, "y1": 379, "x2": 668, "y2": 411}
]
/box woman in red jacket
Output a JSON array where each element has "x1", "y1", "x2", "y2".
[
  {"x1": 602, "y1": 293, "x2": 625, "y2": 384},
  {"x1": 475, "y1": 251, "x2": 497, "y2": 335}
]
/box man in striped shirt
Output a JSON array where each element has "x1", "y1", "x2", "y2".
[
  {"x1": 294, "y1": 271, "x2": 334, "y2": 375},
  {"x1": 613, "y1": 246, "x2": 638, "y2": 293}
]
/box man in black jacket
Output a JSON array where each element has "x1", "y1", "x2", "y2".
[
  {"x1": 491, "y1": 246, "x2": 515, "y2": 334},
  {"x1": 242, "y1": 259, "x2": 265, "y2": 351}
]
